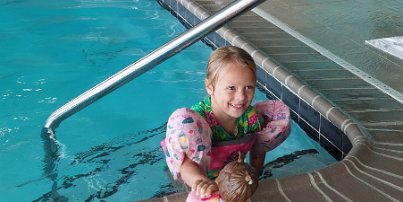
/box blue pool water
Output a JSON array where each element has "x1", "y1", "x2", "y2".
[{"x1": 0, "y1": 0, "x2": 335, "y2": 201}]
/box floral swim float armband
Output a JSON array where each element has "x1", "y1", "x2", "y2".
[{"x1": 253, "y1": 100, "x2": 291, "y2": 152}]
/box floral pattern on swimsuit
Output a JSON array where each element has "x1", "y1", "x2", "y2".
[{"x1": 191, "y1": 98, "x2": 263, "y2": 142}]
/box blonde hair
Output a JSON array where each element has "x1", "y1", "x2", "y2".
[{"x1": 206, "y1": 46, "x2": 256, "y2": 87}]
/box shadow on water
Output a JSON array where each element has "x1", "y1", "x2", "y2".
[
  {"x1": 31, "y1": 123, "x2": 172, "y2": 201},
  {"x1": 260, "y1": 149, "x2": 319, "y2": 179},
  {"x1": 34, "y1": 122, "x2": 322, "y2": 201}
]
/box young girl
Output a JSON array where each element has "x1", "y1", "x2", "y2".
[{"x1": 162, "y1": 46, "x2": 290, "y2": 199}]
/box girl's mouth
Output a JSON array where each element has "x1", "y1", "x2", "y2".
[{"x1": 230, "y1": 103, "x2": 245, "y2": 109}]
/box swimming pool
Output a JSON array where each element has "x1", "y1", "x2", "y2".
[{"x1": 0, "y1": 0, "x2": 335, "y2": 201}]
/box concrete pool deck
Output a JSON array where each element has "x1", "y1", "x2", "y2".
[{"x1": 146, "y1": 0, "x2": 403, "y2": 201}]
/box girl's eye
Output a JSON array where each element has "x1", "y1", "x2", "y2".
[
  {"x1": 246, "y1": 85, "x2": 255, "y2": 90},
  {"x1": 227, "y1": 86, "x2": 236, "y2": 90}
]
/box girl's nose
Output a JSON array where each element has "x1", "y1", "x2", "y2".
[{"x1": 235, "y1": 89, "x2": 246, "y2": 101}]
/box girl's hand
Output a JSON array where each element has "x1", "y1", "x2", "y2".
[{"x1": 192, "y1": 178, "x2": 219, "y2": 199}]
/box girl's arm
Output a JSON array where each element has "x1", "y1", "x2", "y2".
[
  {"x1": 249, "y1": 108, "x2": 267, "y2": 175},
  {"x1": 181, "y1": 156, "x2": 218, "y2": 198},
  {"x1": 250, "y1": 148, "x2": 266, "y2": 176}
]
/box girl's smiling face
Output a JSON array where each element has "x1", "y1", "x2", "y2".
[{"x1": 206, "y1": 61, "x2": 256, "y2": 122}]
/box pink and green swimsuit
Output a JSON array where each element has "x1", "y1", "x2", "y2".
[{"x1": 161, "y1": 98, "x2": 291, "y2": 180}]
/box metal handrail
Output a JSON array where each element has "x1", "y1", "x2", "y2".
[{"x1": 43, "y1": 0, "x2": 266, "y2": 134}]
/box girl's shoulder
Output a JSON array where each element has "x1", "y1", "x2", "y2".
[
  {"x1": 244, "y1": 105, "x2": 259, "y2": 116},
  {"x1": 242, "y1": 105, "x2": 261, "y2": 121},
  {"x1": 190, "y1": 98, "x2": 211, "y2": 118},
  {"x1": 238, "y1": 105, "x2": 263, "y2": 133}
]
